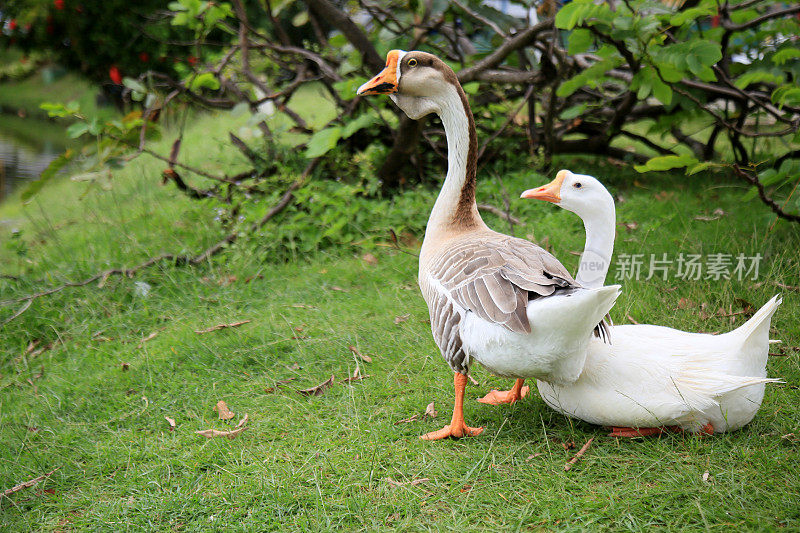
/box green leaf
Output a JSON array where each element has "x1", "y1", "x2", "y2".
[
  {"x1": 735, "y1": 70, "x2": 784, "y2": 89},
  {"x1": 66, "y1": 122, "x2": 89, "y2": 139},
  {"x1": 686, "y1": 161, "x2": 713, "y2": 175},
  {"x1": 568, "y1": 29, "x2": 593, "y2": 55},
  {"x1": 636, "y1": 78, "x2": 652, "y2": 100},
  {"x1": 559, "y1": 103, "x2": 588, "y2": 120},
  {"x1": 188, "y1": 72, "x2": 220, "y2": 91},
  {"x1": 462, "y1": 82, "x2": 480, "y2": 95},
  {"x1": 40, "y1": 102, "x2": 70, "y2": 118},
  {"x1": 772, "y1": 85, "x2": 800, "y2": 108},
  {"x1": 21, "y1": 149, "x2": 74, "y2": 201},
  {"x1": 556, "y1": 58, "x2": 619, "y2": 98},
  {"x1": 651, "y1": 77, "x2": 672, "y2": 105},
  {"x1": 670, "y1": 5, "x2": 716, "y2": 27},
  {"x1": 122, "y1": 77, "x2": 147, "y2": 93},
  {"x1": 772, "y1": 48, "x2": 800, "y2": 66},
  {"x1": 657, "y1": 63, "x2": 683, "y2": 83},
  {"x1": 342, "y1": 114, "x2": 377, "y2": 139},
  {"x1": 555, "y1": 0, "x2": 594, "y2": 30},
  {"x1": 305, "y1": 126, "x2": 342, "y2": 158},
  {"x1": 292, "y1": 11, "x2": 308, "y2": 26},
  {"x1": 634, "y1": 154, "x2": 698, "y2": 173}
]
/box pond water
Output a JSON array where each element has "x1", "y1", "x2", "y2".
[{"x1": 0, "y1": 113, "x2": 71, "y2": 203}]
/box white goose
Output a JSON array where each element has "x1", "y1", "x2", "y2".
[
  {"x1": 358, "y1": 51, "x2": 620, "y2": 440},
  {"x1": 522, "y1": 170, "x2": 783, "y2": 435}
]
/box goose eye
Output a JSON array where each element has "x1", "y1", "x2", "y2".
[
  {"x1": 407, "y1": 58, "x2": 418, "y2": 67},
  {"x1": 573, "y1": 182, "x2": 582, "y2": 189}
]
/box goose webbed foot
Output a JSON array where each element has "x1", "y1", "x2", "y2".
[
  {"x1": 608, "y1": 425, "x2": 684, "y2": 438},
  {"x1": 477, "y1": 378, "x2": 529, "y2": 405},
  {"x1": 420, "y1": 373, "x2": 484, "y2": 441}
]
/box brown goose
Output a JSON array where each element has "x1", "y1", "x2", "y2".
[{"x1": 358, "y1": 51, "x2": 620, "y2": 440}]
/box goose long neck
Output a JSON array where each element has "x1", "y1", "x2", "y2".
[
  {"x1": 426, "y1": 84, "x2": 483, "y2": 235},
  {"x1": 575, "y1": 195, "x2": 616, "y2": 288}
]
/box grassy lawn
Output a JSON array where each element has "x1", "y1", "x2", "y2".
[{"x1": 1, "y1": 110, "x2": 799, "y2": 530}]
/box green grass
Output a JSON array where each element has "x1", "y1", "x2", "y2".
[
  {"x1": 1, "y1": 111, "x2": 799, "y2": 530},
  {"x1": 0, "y1": 63, "x2": 114, "y2": 121}
]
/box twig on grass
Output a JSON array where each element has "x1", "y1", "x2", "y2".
[
  {"x1": 1, "y1": 300, "x2": 32, "y2": 326},
  {"x1": 1, "y1": 468, "x2": 59, "y2": 499},
  {"x1": 0, "y1": 159, "x2": 321, "y2": 320},
  {"x1": 564, "y1": 437, "x2": 594, "y2": 471},
  {"x1": 195, "y1": 320, "x2": 251, "y2": 334}
]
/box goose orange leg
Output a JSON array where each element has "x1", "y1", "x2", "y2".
[
  {"x1": 477, "y1": 378, "x2": 530, "y2": 405},
  {"x1": 420, "y1": 373, "x2": 485, "y2": 440}
]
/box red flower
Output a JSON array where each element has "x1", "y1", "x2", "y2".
[
  {"x1": 8, "y1": 19, "x2": 18, "y2": 31},
  {"x1": 109, "y1": 65, "x2": 122, "y2": 85},
  {"x1": 139, "y1": 52, "x2": 150, "y2": 63},
  {"x1": 54, "y1": 0, "x2": 65, "y2": 10},
  {"x1": 187, "y1": 55, "x2": 197, "y2": 66},
  {"x1": 711, "y1": 15, "x2": 720, "y2": 28}
]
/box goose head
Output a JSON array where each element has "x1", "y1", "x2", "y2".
[
  {"x1": 357, "y1": 50, "x2": 460, "y2": 120},
  {"x1": 520, "y1": 170, "x2": 613, "y2": 220}
]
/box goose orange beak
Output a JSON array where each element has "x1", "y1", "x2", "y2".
[
  {"x1": 357, "y1": 50, "x2": 401, "y2": 95},
  {"x1": 520, "y1": 169, "x2": 571, "y2": 203}
]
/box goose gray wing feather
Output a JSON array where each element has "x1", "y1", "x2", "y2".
[
  {"x1": 427, "y1": 235, "x2": 577, "y2": 334},
  {"x1": 424, "y1": 235, "x2": 577, "y2": 373}
]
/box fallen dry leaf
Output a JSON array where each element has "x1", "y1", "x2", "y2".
[
  {"x1": 121, "y1": 362, "x2": 130, "y2": 371},
  {"x1": 424, "y1": 402, "x2": 437, "y2": 419},
  {"x1": 460, "y1": 484, "x2": 473, "y2": 493},
  {"x1": 394, "y1": 314, "x2": 410, "y2": 325},
  {"x1": 654, "y1": 190, "x2": 673, "y2": 202},
  {"x1": 331, "y1": 286, "x2": 347, "y2": 292},
  {"x1": 385, "y1": 477, "x2": 429, "y2": 487},
  {"x1": 214, "y1": 400, "x2": 235, "y2": 420},
  {"x1": 621, "y1": 221, "x2": 639, "y2": 231},
  {"x1": 195, "y1": 414, "x2": 248, "y2": 439},
  {"x1": 526, "y1": 453, "x2": 543, "y2": 461},
  {"x1": 195, "y1": 320, "x2": 251, "y2": 334},
  {"x1": 348, "y1": 345, "x2": 372, "y2": 363},
  {"x1": 564, "y1": 437, "x2": 594, "y2": 472},
  {"x1": 285, "y1": 363, "x2": 300, "y2": 371},
  {"x1": 195, "y1": 427, "x2": 247, "y2": 439},
  {"x1": 342, "y1": 367, "x2": 370, "y2": 383},
  {"x1": 297, "y1": 375, "x2": 335, "y2": 396},
  {"x1": 362, "y1": 253, "x2": 379, "y2": 265},
  {"x1": 25, "y1": 340, "x2": 40, "y2": 355},
  {"x1": 218, "y1": 275, "x2": 237, "y2": 286},
  {"x1": 678, "y1": 298, "x2": 694, "y2": 309},
  {"x1": 395, "y1": 414, "x2": 419, "y2": 425},
  {"x1": 396, "y1": 401, "x2": 438, "y2": 424},
  {"x1": 137, "y1": 331, "x2": 158, "y2": 348},
  {"x1": 702, "y1": 470, "x2": 710, "y2": 483},
  {"x1": 467, "y1": 374, "x2": 479, "y2": 385},
  {"x1": 165, "y1": 416, "x2": 176, "y2": 430},
  {"x1": 2, "y1": 468, "x2": 59, "y2": 499}
]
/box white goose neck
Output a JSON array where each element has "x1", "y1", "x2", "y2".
[{"x1": 575, "y1": 194, "x2": 616, "y2": 288}]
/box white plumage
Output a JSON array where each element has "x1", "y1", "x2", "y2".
[{"x1": 523, "y1": 171, "x2": 783, "y2": 434}]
